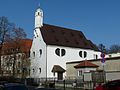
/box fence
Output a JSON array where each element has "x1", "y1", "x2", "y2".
[
  {"x1": 0, "y1": 76, "x2": 95, "y2": 90},
  {"x1": 0, "y1": 76, "x2": 103, "y2": 90},
  {"x1": 29, "y1": 78, "x2": 94, "y2": 90},
  {"x1": 55, "y1": 79, "x2": 94, "y2": 90}
]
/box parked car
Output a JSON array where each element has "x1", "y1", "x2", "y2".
[
  {"x1": 35, "y1": 88, "x2": 59, "y2": 90},
  {"x1": 95, "y1": 79, "x2": 120, "y2": 90},
  {"x1": 0, "y1": 83, "x2": 28, "y2": 90}
]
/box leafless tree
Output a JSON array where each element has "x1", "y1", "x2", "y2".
[
  {"x1": 0, "y1": 16, "x2": 31, "y2": 79},
  {"x1": 98, "y1": 44, "x2": 106, "y2": 53},
  {"x1": 8, "y1": 27, "x2": 27, "y2": 77},
  {"x1": 108, "y1": 44, "x2": 120, "y2": 53},
  {"x1": 0, "y1": 16, "x2": 14, "y2": 76}
]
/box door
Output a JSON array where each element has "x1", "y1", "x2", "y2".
[{"x1": 58, "y1": 72, "x2": 63, "y2": 80}]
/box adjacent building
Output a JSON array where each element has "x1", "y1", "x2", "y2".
[
  {"x1": 0, "y1": 39, "x2": 32, "y2": 78},
  {"x1": 66, "y1": 56, "x2": 120, "y2": 81}
]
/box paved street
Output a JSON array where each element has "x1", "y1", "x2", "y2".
[{"x1": 28, "y1": 86, "x2": 59, "y2": 90}]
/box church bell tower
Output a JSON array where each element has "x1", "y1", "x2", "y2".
[
  {"x1": 34, "y1": 6, "x2": 43, "y2": 37},
  {"x1": 35, "y1": 7, "x2": 43, "y2": 28}
]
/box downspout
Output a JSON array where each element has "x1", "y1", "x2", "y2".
[{"x1": 46, "y1": 44, "x2": 47, "y2": 82}]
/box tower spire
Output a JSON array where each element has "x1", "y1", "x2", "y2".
[
  {"x1": 35, "y1": 5, "x2": 43, "y2": 28},
  {"x1": 38, "y1": 3, "x2": 40, "y2": 8}
]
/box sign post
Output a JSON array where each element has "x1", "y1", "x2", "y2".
[
  {"x1": 100, "y1": 53, "x2": 106, "y2": 83},
  {"x1": 100, "y1": 53, "x2": 106, "y2": 65}
]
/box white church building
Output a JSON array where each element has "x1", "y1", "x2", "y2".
[{"x1": 30, "y1": 7, "x2": 101, "y2": 80}]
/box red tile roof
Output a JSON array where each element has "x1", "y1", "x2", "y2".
[
  {"x1": 66, "y1": 56, "x2": 120, "y2": 64},
  {"x1": 1, "y1": 39, "x2": 32, "y2": 55},
  {"x1": 40, "y1": 24, "x2": 99, "y2": 51},
  {"x1": 74, "y1": 60, "x2": 98, "y2": 68}
]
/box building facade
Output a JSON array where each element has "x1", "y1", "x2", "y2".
[
  {"x1": 0, "y1": 39, "x2": 32, "y2": 78},
  {"x1": 66, "y1": 56, "x2": 120, "y2": 81},
  {"x1": 30, "y1": 7, "x2": 101, "y2": 80}
]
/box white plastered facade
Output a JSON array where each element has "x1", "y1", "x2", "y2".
[{"x1": 30, "y1": 7, "x2": 101, "y2": 79}]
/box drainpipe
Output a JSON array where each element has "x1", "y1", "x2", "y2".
[{"x1": 46, "y1": 45, "x2": 47, "y2": 82}]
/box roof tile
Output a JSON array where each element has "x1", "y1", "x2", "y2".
[
  {"x1": 41, "y1": 24, "x2": 99, "y2": 51},
  {"x1": 74, "y1": 60, "x2": 99, "y2": 68},
  {"x1": 1, "y1": 39, "x2": 32, "y2": 55}
]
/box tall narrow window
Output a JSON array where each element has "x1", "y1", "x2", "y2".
[
  {"x1": 96, "y1": 55, "x2": 98, "y2": 59},
  {"x1": 38, "y1": 12, "x2": 40, "y2": 15},
  {"x1": 33, "y1": 51, "x2": 35, "y2": 57},
  {"x1": 78, "y1": 70, "x2": 82, "y2": 76},
  {"x1": 39, "y1": 49, "x2": 42, "y2": 57},
  {"x1": 94, "y1": 54, "x2": 98, "y2": 59},
  {"x1": 39, "y1": 68, "x2": 41, "y2": 73}
]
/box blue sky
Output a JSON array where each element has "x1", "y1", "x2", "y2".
[{"x1": 0, "y1": 0, "x2": 120, "y2": 48}]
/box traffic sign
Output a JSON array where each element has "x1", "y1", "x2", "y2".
[{"x1": 100, "y1": 53, "x2": 106, "y2": 63}]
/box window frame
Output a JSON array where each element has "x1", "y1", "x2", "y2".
[
  {"x1": 78, "y1": 70, "x2": 83, "y2": 76},
  {"x1": 55, "y1": 48, "x2": 66, "y2": 57},
  {"x1": 79, "y1": 51, "x2": 87, "y2": 58}
]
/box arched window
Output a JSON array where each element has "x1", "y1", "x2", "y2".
[
  {"x1": 39, "y1": 49, "x2": 42, "y2": 57},
  {"x1": 84, "y1": 51, "x2": 87, "y2": 58},
  {"x1": 96, "y1": 55, "x2": 98, "y2": 59},
  {"x1": 79, "y1": 51, "x2": 82, "y2": 58},
  {"x1": 55, "y1": 48, "x2": 66, "y2": 57},
  {"x1": 94, "y1": 54, "x2": 98, "y2": 59},
  {"x1": 79, "y1": 51, "x2": 87, "y2": 58},
  {"x1": 55, "y1": 48, "x2": 60, "y2": 56},
  {"x1": 33, "y1": 51, "x2": 35, "y2": 57},
  {"x1": 38, "y1": 12, "x2": 40, "y2": 15},
  {"x1": 61, "y1": 49, "x2": 66, "y2": 56},
  {"x1": 39, "y1": 68, "x2": 41, "y2": 73}
]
